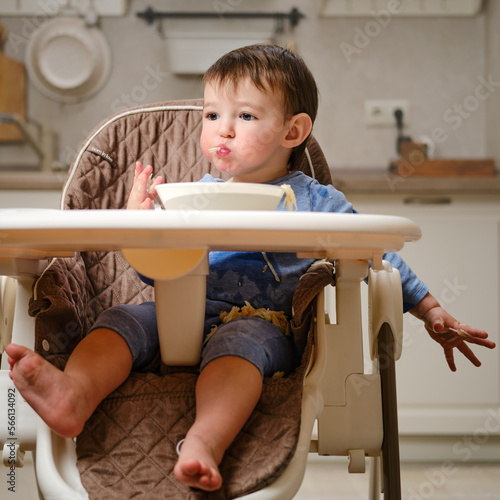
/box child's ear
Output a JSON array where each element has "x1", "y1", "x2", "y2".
[{"x1": 282, "y1": 113, "x2": 313, "y2": 148}]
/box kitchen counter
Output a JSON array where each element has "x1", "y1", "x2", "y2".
[
  {"x1": 1, "y1": 167, "x2": 500, "y2": 195},
  {"x1": 0, "y1": 171, "x2": 68, "y2": 190},
  {"x1": 331, "y1": 167, "x2": 500, "y2": 195}
]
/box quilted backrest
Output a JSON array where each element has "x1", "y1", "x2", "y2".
[{"x1": 62, "y1": 98, "x2": 332, "y2": 210}]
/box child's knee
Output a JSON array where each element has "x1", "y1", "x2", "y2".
[{"x1": 200, "y1": 317, "x2": 295, "y2": 378}]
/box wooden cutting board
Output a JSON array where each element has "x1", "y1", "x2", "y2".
[
  {"x1": 397, "y1": 141, "x2": 496, "y2": 177},
  {"x1": 0, "y1": 24, "x2": 27, "y2": 142},
  {"x1": 397, "y1": 158, "x2": 495, "y2": 177}
]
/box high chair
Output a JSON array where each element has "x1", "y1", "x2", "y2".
[{"x1": 0, "y1": 99, "x2": 421, "y2": 499}]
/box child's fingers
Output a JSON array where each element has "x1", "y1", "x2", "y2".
[
  {"x1": 149, "y1": 176, "x2": 164, "y2": 198},
  {"x1": 140, "y1": 198, "x2": 154, "y2": 210},
  {"x1": 134, "y1": 165, "x2": 153, "y2": 193},
  {"x1": 447, "y1": 323, "x2": 496, "y2": 349},
  {"x1": 461, "y1": 329, "x2": 496, "y2": 349},
  {"x1": 128, "y1": 162, "x2": 160, "y2": 209},
  {"x1": 444, "y1": 348, "x2": 456, "y2": 372},
  {"x1": 133, "y1": 162, "x2": 153, "y2": 183},
  {"x1": 128, "y1": 163, "x2": 153, "y2": 209},
  {"x1": 151, "y1": 175, "x2": 164, "y2": 188},
  {"x1": 134, "y1": 161, "x2": 143, "y2": 179},
  {"x1": 138, "y1": 166, "x2": 152, "y2": 191},
  {"x1": 457, "y1": 342, "x2": 481, "y2": 367}
]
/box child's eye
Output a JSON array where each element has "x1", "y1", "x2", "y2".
[
  {"x1": 240, "y1": 113, "x2": 255, "y2": 121},
  {"x1": 205, "y1": 112, "x2": 219, "y2": 121}
]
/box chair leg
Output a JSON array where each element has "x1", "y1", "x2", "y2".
[
  {"x1": 378, "y1": 323, "x2": 402, "y2": 500},
  {"x1": 368, "y1": 456, "x2": 381, "y2": 500}
]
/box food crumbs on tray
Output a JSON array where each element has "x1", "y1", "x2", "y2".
[{"x1": 262, "y1": 265, "x2": 268, "y2": 273}]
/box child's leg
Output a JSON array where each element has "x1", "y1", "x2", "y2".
[
  {"x1": 174, "y1": 355, "x2": 262, "y2": 491},
  {"x1": 6, "y1": 328, "x2": 133, "y2": 438},
  {"x1": 173, "y1": 316, "x2": 295, "y2": 491}
]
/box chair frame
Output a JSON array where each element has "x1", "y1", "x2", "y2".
[{"x1": 0, "y1": 254, "x2": 404, "y2": 500}]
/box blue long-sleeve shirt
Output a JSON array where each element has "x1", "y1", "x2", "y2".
[{"x1": 201, "y1": 171, "x2": 429, "y2": 317}]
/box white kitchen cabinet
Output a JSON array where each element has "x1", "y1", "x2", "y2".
[{"x1": 347, "y1": 193, "x2": 500, "y2": 442}]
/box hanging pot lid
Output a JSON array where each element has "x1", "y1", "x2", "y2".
[{"x1": 26, "y1": 17, "x2": 111, "y2": 103}]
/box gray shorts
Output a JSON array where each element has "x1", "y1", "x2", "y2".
[{"x1": 89, "y1": 301, "x2": 297, "y2": 378}]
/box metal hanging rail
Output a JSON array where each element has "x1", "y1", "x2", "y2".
[{"x1": 136, "y1": 7, "x2": 305, "y2": 30}]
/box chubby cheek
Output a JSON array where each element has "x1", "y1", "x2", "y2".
[
  {"x1": 239, "y1": 128, "x2": 280, "y2": 161},
  {"x1": 238, "y1": 142, "x2": 260, "y2": 163},
  {"x1": 199, "y1": 130, "x2": 212, "y2": 159}
]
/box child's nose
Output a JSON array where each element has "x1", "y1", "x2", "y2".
[{"x1": 219, "y1": 119, "x2": 235, "y2": 138}]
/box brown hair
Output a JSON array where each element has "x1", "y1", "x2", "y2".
[{"x1": 203, "y1": 44, "x2": 318, "y2": 167}]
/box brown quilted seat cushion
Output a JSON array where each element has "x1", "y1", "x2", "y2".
[
  {"x1": 31, "y1": 99, "x2": 333, "y2": 498},
  {"x1": 76, "y1": 349, "x2": 310, "y2": 500}
]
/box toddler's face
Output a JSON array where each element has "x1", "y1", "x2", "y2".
[{"x1": 201, "y1": 77, "x2": 292, "y2": 183}]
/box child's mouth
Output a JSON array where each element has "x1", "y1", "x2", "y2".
[{"x1": 209, "y1": 145, "x2": 231, "y2": 158}]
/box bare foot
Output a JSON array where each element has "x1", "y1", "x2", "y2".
[
  {"x1": 173, "y1": 432, "x2": 223, "y2": 491},
  {"x1": 6, "y1": 344, "x2": 91, "y2": 438}
]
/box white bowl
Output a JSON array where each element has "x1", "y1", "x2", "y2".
[{"x1": 156, "y1": 182, "x2": 285, "y2": 211}]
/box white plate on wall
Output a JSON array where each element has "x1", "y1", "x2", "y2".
[
  {"x1": 26, "y1": 17, "x2": 112, "y2": 103},
  {"x1": 156, "y1": 182, "x2": 285, "y2": 211}
]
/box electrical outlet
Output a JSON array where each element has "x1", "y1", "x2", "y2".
[{"x1": 364, "y1": 99, "x2": 410, "y2": 127}]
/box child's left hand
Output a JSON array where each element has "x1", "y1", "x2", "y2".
[
  {"x1": 421, "y1": 305, "x2": 496, "y2": 372},
  {"x1": 127, "y1": 162, "x2": 164, "y2": 210}
]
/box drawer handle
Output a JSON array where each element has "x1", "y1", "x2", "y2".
[{"x1": 404, "y1": 197, "x2": 452, "y2": 205}]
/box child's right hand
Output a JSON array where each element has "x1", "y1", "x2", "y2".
[
  {"x1": 127, "y1": 162, "x2": 164, "y2": 210},
  {"x1": 422, "y1": 306, "x2": 495, "y2": 372},
  {"x1": 411, "y1": 292, "x2": 496, "y2": 372}
]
